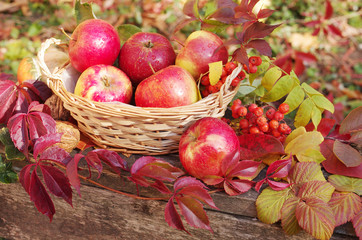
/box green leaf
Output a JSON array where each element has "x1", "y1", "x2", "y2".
[
  {"x1": 254, "y1": 84, "x2": 265, "y2": 97},
  {"x1": 0, "y1": 128, "x2": 25, "y2": 161},
  {"x1": 249, "y1": 60, "x2": 270, "y2": 84},
  {"x1": 289, "y1": 70, "x2": 300, "y2": 85},
  {"x1": 193, "y1": 0, "x2": 200, "y2": 19},
  {"x1": 281, "y1": 196, "x2": 302, "y2": 235},
  {"x1": 261, "y1": 67, "x2": 282, "y2": 91},
  {"x1": 328, "y1": 175, "x2": 362, "y2": 195},
  {"x1": 289, "y1": 162, "x2": 326, "y2": 185},
  {"x1": 261, "y1": 75, "x2": 295, "y2": 102},
  {"x1": 208, "y1": 61, "x2": 223, "y2": 86},
  {"x1": 297, "y1": 181, "x2": 335, "y2": 203},
  {"x1": 117, "y1": 24, "x2": 142, "y2": 45},
  {"x1": 0, "y1": 156, "x2": 19, "y2": 184},
  {"x1": 311, "y1": 105, "x2": 322, "y2": 129},
  {"x1": 311, "y1": 95, "x2": 335, "y2": 114},
  {"x1": 329, "y1": 192, "x2": 361, "y2": 227},
  {"x1": 75, "y1": 0, "x2": 96, "y2": 25},
  {"x1": 294, "y1": 98, "x2": 314, "y2": 128},
  {"x1": 296, "y1": 197, "x2": 335, "y2": 240},
  {"x1": 301, "y1": 82, "x2": 323, "y2": 96},
  {"x1": 28, "y1": 22, "x2": 42, "y2": 37},
  {"x1": 284, "y1": 86, "x2": 305, "y2": 113},
  {"x1": 256, "y1": 187, "x2": 293, "y2": 224}
]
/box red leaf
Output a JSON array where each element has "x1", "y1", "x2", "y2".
[
  {"x1": 224, "y1": 179, "x2": 254, "y2": 196},
  {"x1": 40, "y1": 164, "x2": 72, "y2": 206},
  {"x1": 352, "y1": 209, "x2": 362, "y2": 239},
  {"x1": 254, "y1": 178, "x2": 266, "y2": 192},
  {"x1": 242, "y1": 22, "x2": 281, "y2": 42},
  {"x1": 339, "y1": 106, "x2": 362, "y2": 134},
  {"x1": 29, "y1": 168, "x2": 55, "y2": 222},
  {"x1": 333, "y1": 140, "x2": 362, "y2": 167},
  {"x1": 21, "y1": 80, "x2": 52, "y2": 102},
  {"x1": 66, "y1": 153, "x2": 84, "y2": 196},
  {"x1": 182, "y1": 0, "x2": 197, "y2": 18},
  {"x1": 245, "y1": 39, "x2": 272, "y2": 56},
  {"x1": 174, "y1": 176, "x2": 208, "y2": 192},
  {"x1": 19, "y1": 164, "x2": 35, "y2": 194},
  {"x1": 239, "y1": 134, "x2": 285, "y2": 160},
  {"x1": 151, "y1": 179, "x2": 172, "y2": 194},
  {"x1": 293, "y1": 58, "x2": 305, "y2": 76},
  {"x1": 227, "y1": 160, "x2": 261, "y2": 178},
  {"x1": 7, "y1": 113, "x2": 30, "y2": 157},
  {"x1": 165, "y1": 198, "x2": 188, "y2": 233},
  {"x1": 312, "y1": 27, "x2": 321, "y2": 36},
  {"x1": 304, "y1": 20, "x2": 322, "y2": 27},
  {"x1": 324, "y1": 0, "x2": 333, "y2": 19},
  {"x1": 295, "y1": 51, "x2": 317, "y2": 63},
  {"x1": 39, "y1": 146, "x2": 73, "y2": 165},
  {"x1": 267, "y1": 179, "x2": 291, "y2": 191},
  {"x1": 257, "y1": 9, "x2": 275, "y2": 19},
  {"x1": 327, "y1": 24, "x2": 343, "y2": 37},
  {"x1": 305, "y1": 118, "x2": 336, "y2": 137},
  {"x1": 267, "y1": 156, "x2": 292, "y2": 179},
  {"x1": 176, "y1": 195, "x2": 213, "y2": 232},
  {"x1": 274, "y1": 54, "x2": 292, "y2": 71},
  {"x1": 201, "y1": 175, "x2": 224, "y2": 186},
  {"x1": 33, "y1": 133, "x2": 62, "y2": 162},
  {"x1": 178, "y1": 185, "x2": 217, "y2": 209},
  {"x1": 321, "y1": 140, "x2": 362, "y2": 178},
  {"x1": 0, "y1": 80, "x2": 17, "y2": 124},
  {"x1": 211, "y1": 6, "x2": 246, "y2": 25},
  {"x1": 233, "y1": 47, "x2": 249, "y2": 67},
  {"x1": 83, "y1": 151, "x2": 103, "y2": 179},
  {"x1": 90, "y1": 149, "x2": 128, "y2": 173}
]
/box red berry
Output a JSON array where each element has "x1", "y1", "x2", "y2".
[
  {"x1": 269, "y1": 119, "x2": 279, "y2": 130},
  {"x1": 260, "y1": 123, "x2": 269, "y2": 132},
  {"x1": 237, "y1": 70, "x2": 246, "y2": 80},
  {"x1": 272, "y1": 129, "x2": 281, "y2": 138},
  {"x1": 250, "y1": 126, "x2": 260, "y2": 134},
  {"x1": 277, "y1": 134, "x2": 286, "y2": 143},
  {"x1": 208, "y1": 84, "x2": 217, "y2": 93},
  {"x1": 279, "y1": 123, "x2": 291, "y2": 135},
  {"x1": 248, "y1": 103, "x2": 258, "y2": 113},
  {"x1": 238, "y1": 106, "x2": 248, "y2": 117},
  {"x1": 201, "y1": 89, "x2": 210, "y2": 97},
  {"x1": 231, "y1": 77, "x2": 241, "y2": 87},
  {"x1": 256, "y1": 116, "x2": 267, "y2": 126},
  {"x1": 233, "y1": 99, "x2": 242, "y2": 106},
  {"x1": 253, "y1": 107, "x2": 264, "y2": 117},
  {"x1": 249, "y1": 56, "x2": 262, "y2": 66},
  {"x1": 221, "y1": 117, "x2": 231, "y2": 124},
  {"x1": 273, "y1": 111, "x2": 284, "y2": 121},
  {"x1": 266, "y1": 108, "x2": 276, "y2": 120},
  {"x1": 239, "y1": 119, "x2": 249, "y2": 129},
  {"x1": 200, "y1": 75, "x2": 210, "y2": 86},
  {"x1": 241, "y1": 128, "x2": 249, "y2": 134},
  {"x1": 221, "y1": 75, "x2": 227, "y2": 83},
  {"x1": 224, "y1": 62, "x2": 238, "y2": 75},
  {"x1": 214, "y1": 81, "x2": 223, "y2": 91},
  {"x1": 248, "y1": 64, "x2": 258, "y2": 74},
  {"x1": 278, "y1": 103, "x2": 290, "y2": 114},
  {"x1": 221, "y1": 67, "x2": 227, "y2": 78}
]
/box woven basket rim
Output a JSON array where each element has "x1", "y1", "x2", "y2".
[{"x1": 37, "y1": 38, "x2": 242, "y2": 116}]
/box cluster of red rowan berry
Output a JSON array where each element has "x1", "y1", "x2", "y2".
[
  {"x1": 229, "y1": 100, "x2": 291, "y2": 143},
  {"x1": 200, "y1": 56, "x2": 262, "y2": 98}
]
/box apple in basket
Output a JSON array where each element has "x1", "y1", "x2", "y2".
[
  {"x1": 134, "y1": 65, "x2": 198, "y2": 108},
  {"x1": 74, "y1": 64, "x2": 132, "y2": 103},
  {"x1": 68, "y1": 19, "x2": 121, "y2": 73},
  {"x1": 179, "y1": 117, "x2": 240, "y2": 180},
  {"x1": 118, "y1": 32, "x2": 176, "y2": 86},
  {"x1": 175, "y1": 30, "x2": 229, "y2": 80}
]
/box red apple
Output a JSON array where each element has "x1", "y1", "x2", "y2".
[
  {"x1": 179, "y1": 117, "x2": 240, "y2": 179},
  {"x1": 74, "y1": 64, "x2": 132, "y2": 103},
  {"x1": 175, "y1": 30, "x2": 229, "y2": 80},
  {"x1": 118, "y1": 32, "x2": 176, "y2": 85},
  {"x1": 69, "y1": 19, "x2": 121, "y2": 72},
  {"x1": 135, "y1": 65, "x2": 198, "y2": 108}
]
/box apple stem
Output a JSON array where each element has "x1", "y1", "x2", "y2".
[
  {"x1": 144, "y1": 41, "x2": 154, "y2": 48},
  {"x1": 60, "y1": 27, "x2": 74, "y2": 41},
  {"x1": 171, "y1": 37, "x2": 185, "y2": 47},
  {"x1": 148, "y1": 62, "x2": 156, "y2": 74},
  {"x1": 102, "y1": 76, "x2": 110, "y2": 87}
]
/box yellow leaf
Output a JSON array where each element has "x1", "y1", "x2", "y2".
[
  {"x1": 312, "y1": 95, "x2": 335, "y2": 114},
  {"x1": 284, "y1": 85, "x2": 305, "y2": 113},
  {"x1": 289, "y1": 162, "x2": 326, "y2": 184},
  {"x1": 261, "y1": 67, "x2": 282, "y2": 91},
  {"x1": 208, "y1": 61, "x2": 223, "y2": 86},
  {"x1": 296, "y1": 148, "x2": 325, "y2": 163},
  {"x1": 329, "y1": 192, "x2": 361, "y2": 226},
  {"x1": 294, "y1": 98, "x2": 314, "y2": 128},
  {"x1": 328, "y1": 175, "x2": 362, "y2": 195},
  {"x1": 285, "y1": 131, "x2": 324, "y2": 157},
  {"x1": 256, "y1": 187, "x2": 293, "y2": 224},
  {"x1": 261, "y1": 153, "x2": 282, "y2": 165},
  {"x1": 281, "y1": 196, "x2": 302, "y2": 235},
  {"x1": 311, "y1": 105, "x2": 322, "y2": 129},
  {"x1": 284, "y1": 127, "x2": 306, "y2": 146},
  {"x1": 298, "y1": 181, "x2": 335, "y2": 203}
]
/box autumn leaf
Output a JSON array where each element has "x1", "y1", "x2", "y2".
[
  {"x1": 297, "y1": 181, "x2": 335, "y2": 203},
  {"x1": 256, "y1": 187, "x2": 293, "y2": 224},
  {"x1": 289, "y1": 162, "x2": 326, "y2": 185},
  {"x1": 339, "y1": 106, "x2": 362, "y2": 134},
  {"x1": 281, "y1": 196, "x2": 302, "y2": 235},
  {"x1": 328, "y1": 191, "x2": 361, "y2": 227},
  {"x1": 208, "y1": 61, "x2": 223, "y2": 85},
  {"x1": 352, "y1": 209, "x2": 362, "y2": 239},
  {"x1": 295, "y1": 197, "x2": 335, "y2": 240},
  {"x1": 328, "y1": 175, "x2": 362, "y2": 195},
  {"x1": 333, "y1": 140, "x2": 362, "y2": 167}
]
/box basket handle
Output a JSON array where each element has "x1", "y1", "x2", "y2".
[
  {"x1": 36, "y1": 38, "x2": 65, "y2": 90},
  {"x1": 217, "y1": 64, "x2": 242, "y2": 108}
]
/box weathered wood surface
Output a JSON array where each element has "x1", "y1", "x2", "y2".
[{"x1": 0, "y1": 149, "x2": 358, "y2": 240}]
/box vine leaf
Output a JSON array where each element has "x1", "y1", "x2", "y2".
[
  {"x1": 129, "y1": 156, "x2": 184, "y2": 194},
  {"x1": 295, "y1": 197, "x2": 335, "y2": 240},
  {"x1": 7, "y1": 101, "x2": 56, "y2": 159},
  {"x1": 256, "y1": 187, "x2": 292, "y2": 224},
  {"x1": 352, "y1": 209, "x2": 362, "y2": 239},
  {"x1": 328, "y1": 175, "x2": 362, "y2": 195},
  {"x1": 328, "y1": 192, "x2": 361, "y2": 227},
  {"x1": 238, "y1": 133, "x2": 285, "y2": 160},
  {"x1": 281, "y1": 196, "x2": 301, "y2": 235},
  {"x1": 165, "y1": 176, "x2": 217, "y2": 233}
]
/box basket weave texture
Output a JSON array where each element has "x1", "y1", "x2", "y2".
[{"x1": 37, "y1": 38, "x2": 241, "y2": 155}]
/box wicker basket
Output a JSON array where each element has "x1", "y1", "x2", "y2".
[{"x1": 37, "y1": 38, "x2": 241, "y2": 155}]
